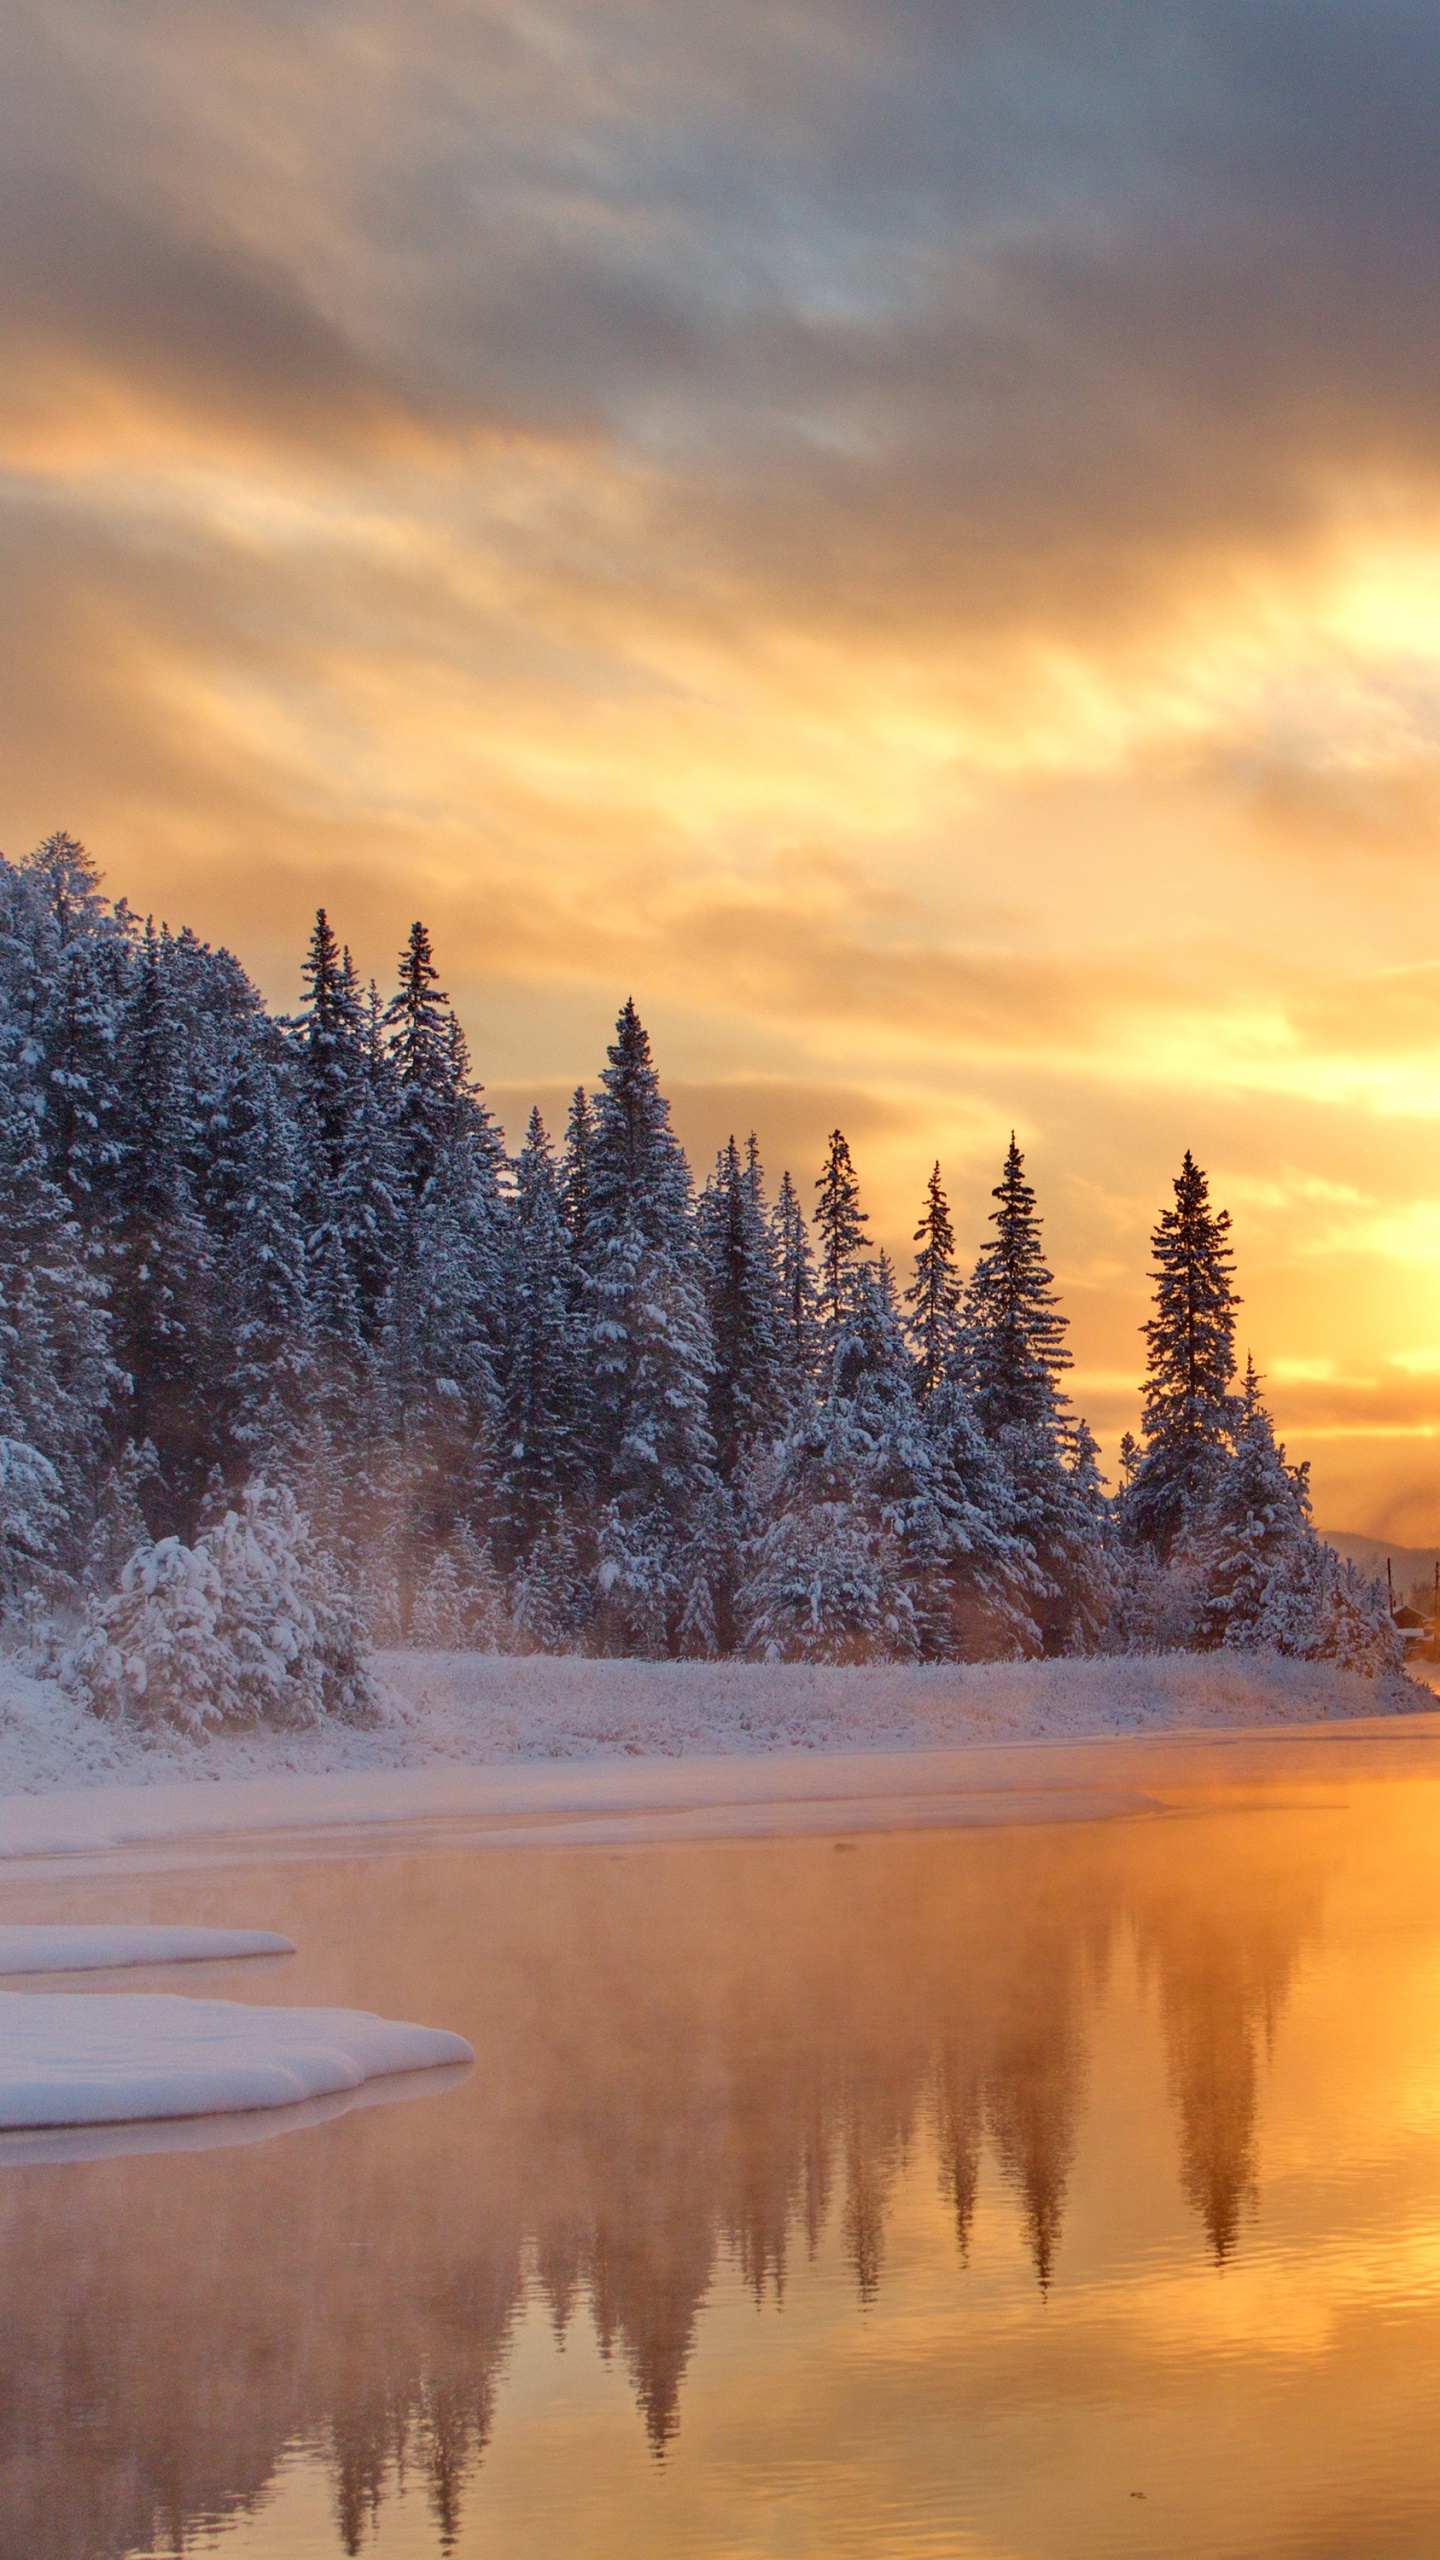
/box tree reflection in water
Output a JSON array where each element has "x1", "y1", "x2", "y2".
[{"x1": 0, "y1": 1803, "x2": 1335, "y2": 2556}]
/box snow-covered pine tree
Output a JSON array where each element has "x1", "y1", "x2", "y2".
[
  {"x1": 921, "y1": 1358, "x2": 1035, "y2": 1658},
  {"x1": 291, "y1": 911, "x2": 403, "y2": 1353},
  {"x1": 411, "y1": 1547, "x2": 465, "y2": 1648},
  {"x1": 581, "y1": 1001, "x2": 718, "y2": 1654},
  {"x1": 2, "y1": 835, "x2": 131, "y2": 1227},
  {"x1": 508, "y1": 1505, "x2": 588, "y2": 1653},
  {"x1": 961, "y1": 1139, "x2": 1108, "y2": 1654},
  {"x1": 560, "y1": 1086, "x2": 594, "y2": 1256},
  {"x1": 1186, "y1": 1361, "x2": 1313, "y2": 1651},
  {"x1": 104, "y1": 921, "x2": 221, "y2": 1540},
  {"x1": 70, "y1": 1480, "x2": 375, "y2": 1730},
  {"x1": 905, "y1": 1162, "x2": 961, "y2": 1403},
  {"x1": 383, "y1": 922, "x2": 458, "y2": 1196},
  {"x1": 696, "y1": 1136, "x2": 789, "y2": 1479},
  {"x1": 1124, "y1": 1152, "x2": 1239, "y2": 1560},
  {"x1": 1298, "y1": 1553, "x2": 1403, "y2": 1676},
  {"x1": 495, "y1": 1108, "x2": 588, "y2": 1580},
  {"x1": 738, "y1": 1261, "x2": 930, "y2": 1663},
  {"x1": 381, "y1": 935, "x2": 507, "y2": 1627},
  {"x1": 0, "y1": 970, "x2": 114, "y2": 1602},
  {"x1": 1178, "y1": 1360, "x2": 1397, "y2": 1671},
  {"x1": 813, "y1": 1131, "x2": 867, "y2": 1332},
  {"x1": 771, "y1": 1170, "x2": 818, "y2": 1382},
  {"x1": 962, "y1": 1137, "x2": 1072, "y2": 1438},
  {"x1": 285, "y1": 916, "x2": 409, "y2": 1605},
  {"x1": 198, "y1": 1008, "x2": 313, "y2": 1480}
]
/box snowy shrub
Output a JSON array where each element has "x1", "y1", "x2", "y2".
[{"x1": 68, "y1": 1481, "x2": 377, "y2": 1731}]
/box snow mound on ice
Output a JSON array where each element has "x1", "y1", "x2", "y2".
[
  {"x1": 0, "y1": 1993, "x2": 473, "y2": 2130},
  {"x1": 0, "y1": 1925, "x2": 294, "y2": 1975}
]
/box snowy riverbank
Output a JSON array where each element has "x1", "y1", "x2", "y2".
[{"x1": 0, "y1": 1647, "x2": 1425, "y2": 1806}]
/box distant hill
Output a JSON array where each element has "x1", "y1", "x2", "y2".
[{"x1": 1321, "y1": 1531, "x2": 1440, "y2": 1603}]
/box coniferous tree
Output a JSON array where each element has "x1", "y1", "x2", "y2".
[
  {"x1": 771, "y1": 1171, "x2": 818, "y2": 1382},
  {"x1": 105, "y1": 922, "x2": 219, "y2": 1537},
  {"x1": 1186, "y1": 1361, "x2": 1312, "y2": 1650},
  {"x1": 582, "y1": 1001, "x2": 717, "y2": 1653},
  {"x1": 961, "y1": 1140, "x2": 1110, "y2": 1654},
  {"x1": 199, "y1": 1013, "x2": 312, "y2": 1478},
  {"x1": 814, "y1": 1131, "x2": 867, "y2": 1331},
  {"x1": 1125, "y1": 1152, "x2": 1239, "y2": 1560},
  {"x1": 560, "y1": 1087, "x2": 593, "y2": 1256},
  {"x1": 0, "y1": 828, "x2": 1403, "y2": 1683},
  {"x1": 382, "y1": 938, "x2": 506, "y2": 1626},
  {"x1": 963, "y1": 1138, "x2": 1071, "y2": 1438},
  {"x1": 0, "y1": 1005, "x2": 113, "y2": 1606},
  {"x1": 697, "y1": 1137, "x2": 789, "y2": 1481},
  {"x1": 905, "y1": 1163, "x2": 960, "y2": 1403},
  {"x1": 291, "y1": 912, "x2": 398, "y2": 1350},
  {"x1": 384, "y1": 921, "x2": 462, "y2": 1200},
  {"x1": 495, "y1": 1109, "x2": 586, "y2": 1578}
]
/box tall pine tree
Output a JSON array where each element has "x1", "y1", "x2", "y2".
[
  {"x1": 697, "y1": 1137, "x2": 789, "y2": 1481},
  {"x1": 582, "y1": 1001, "x2": 717, "y2": 1653},
  {"x1": 1125, "y1": 1151, "x2": 1239, "y2": 1560},
  {"x1": 814, "y1": 1131, "x2": 867, "y2": 1331},
  {"x1": 905, "y1": 1163, "x2": 960, "y2": 1403},
  {"x1": 962, "y1": 1138, "x2": 1071, "y2": 1439}
]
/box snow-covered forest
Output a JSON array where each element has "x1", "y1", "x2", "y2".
[{"x1": 0, "y1": 833, "x2": 1397, "y2": 1724}]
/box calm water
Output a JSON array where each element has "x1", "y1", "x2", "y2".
[{"x1": 7, "y1": 1755, "x2": 1440, "y2": 2558}]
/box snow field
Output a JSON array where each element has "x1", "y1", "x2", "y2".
[{"x1": 0, "y1": 1646, "x2": 1423, "y2": 1807}]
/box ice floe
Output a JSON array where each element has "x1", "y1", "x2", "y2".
[
  {"x1": 0, "y1": 1992, "x2": 473, "y2": 2131},
  {"x1": 0, "y1": 1924, "x2": 294, "y2": 1974}
]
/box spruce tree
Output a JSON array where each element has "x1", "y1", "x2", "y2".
[
  {"x1": 814, "y1": 1131, "x2": 867, "y2": 1330},
  {"x1": 383, "y1": 920, "x2": 458, "y2": 1199},
  {"x1": 495, "y1": 1109, "x2": 587, "y2": 1572},
  {"x1": 962, "y1": 1138, "x2": 1071, "y2": 1438},
  {"x1": 583, "y1": 1001, "x2": 717, "y2": 1652},
  {"x1": 1125, "y1": 1151, "x2": 1239, "y2": 1559},
  {"x1": 696, "y1": 1136, "x2": 788, "y2": 1480},
  {"x1": 961, "y1": 1140, "x2": 1113, "y2": 1655},
  {"x1": 560, "y1": 1086, "x2": 593, "y2": 1255},
  {"x1": 905, "y1": 1163, "x2": 960, "y2": 1403},
  {"x1": 1188, "y1": 1361, "x2": 1312, "y2": 1650},
  {"x1": 291, "y1": 912, "x2": 403, "y2": 1349},
  {"x1": 771, "y1": 1170, "x2": 818, "y2": 1380}
]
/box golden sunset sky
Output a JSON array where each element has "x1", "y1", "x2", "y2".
[{"x1": 2, "y1": 0, "x2": 1439, "y2": 1535}]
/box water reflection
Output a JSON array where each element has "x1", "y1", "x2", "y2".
[{"x1": 0, "y1": 1788, "x2": 1415, "y2": 2558}]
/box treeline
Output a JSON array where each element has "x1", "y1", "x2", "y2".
[{"x1": 0, "y1": 834, "x2": 1397, "y2": 1708}]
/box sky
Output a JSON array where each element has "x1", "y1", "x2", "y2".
[{"x1": 3, "y1": 0, "x2": 1440, "y2": 1537}]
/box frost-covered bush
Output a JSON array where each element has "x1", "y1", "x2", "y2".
[{"x1": 68, "y1": 1481, "x2": 377, "y2": 1731}]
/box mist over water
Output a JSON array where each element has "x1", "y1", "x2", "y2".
[{"x1": 5, "y1": 1771, "x2": 1440, "y2": 2557}]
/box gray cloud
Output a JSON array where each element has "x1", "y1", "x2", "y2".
[{"x1": 5, "y1": 0, "x2": 1440, "y2": 626}]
